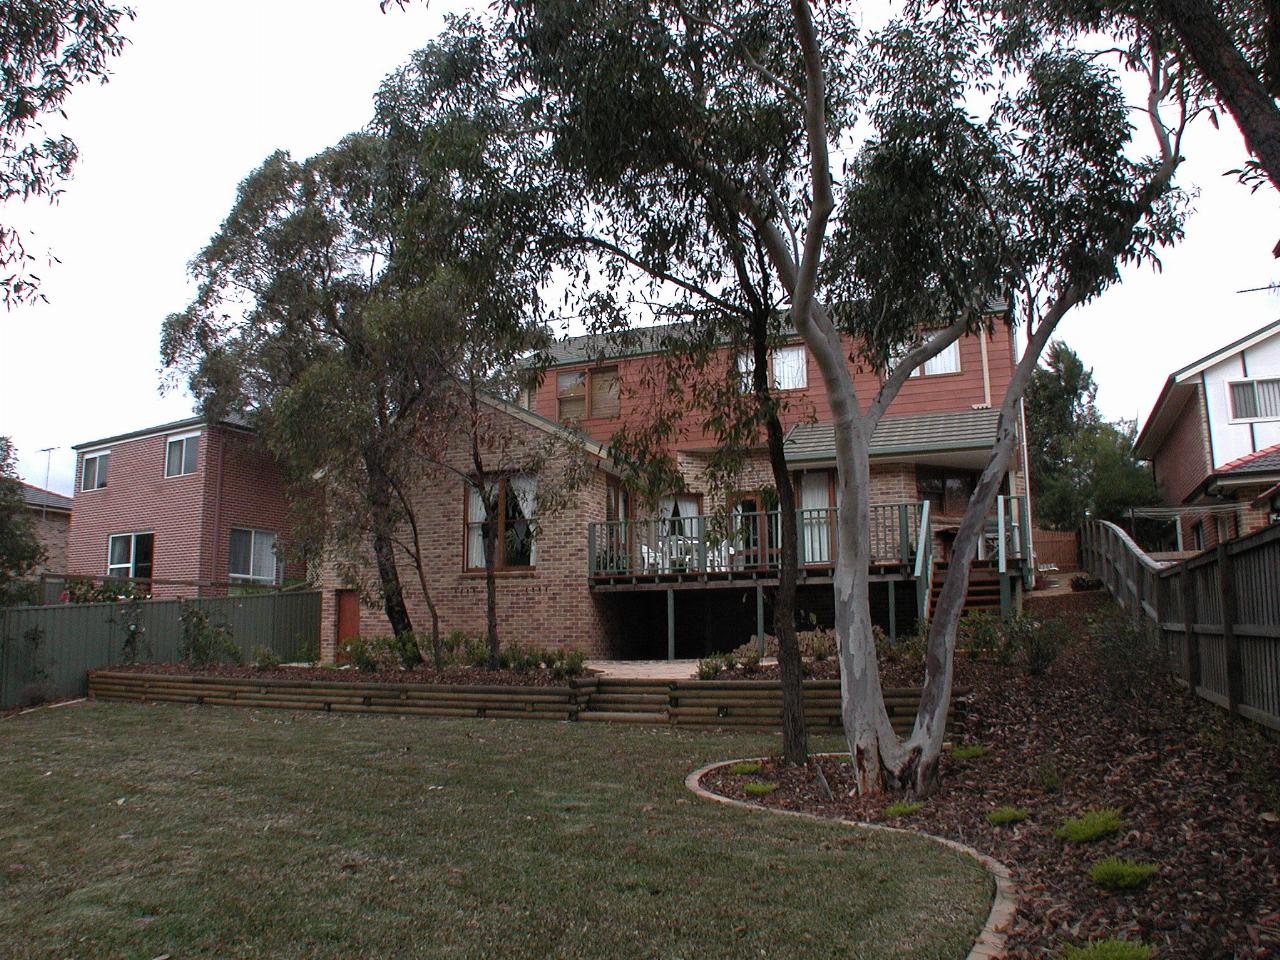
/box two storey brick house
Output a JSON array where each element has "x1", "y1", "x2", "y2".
[
  {"x1": 1134, "y1": 319, "x2": 1280, "y2": 551},
  {"x1": 325, "y1": 319, "x2": 1035, "y2": 661},
  {"x1": 67, "y1": 415, "x2": 300, "y2": 595}
]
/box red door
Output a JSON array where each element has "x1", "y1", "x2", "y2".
[{"x1": 336, "y1": 590, "x2": 360, "y2": 645}]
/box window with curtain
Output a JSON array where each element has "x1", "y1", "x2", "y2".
[
  {"x1": 1229, "y1": 378, "x2": 1280, "y2": 421},
  {"x1": 890, "y1": 338, "x2": 961, "y2": 377},
  {"x1": 557, "y1": 371, "x2": 586, "y2": 421},
  {"x1": 466, "y1": 475, "x2": 538, "y2": 569},
  {"x1": 229, "y1": 528, "x2": 278, "y2": 584},
  {"x1": 165, "y1": 433, "x2": 199, "y2": 478},
  {"x1": 82, "y1": 452, "x2": 109, "y2": 490},
  {"x1": 107, "y1": 532, "x2": 154, "y2": 580},
  {"x1": 589, "y1": 367, "x2": 620, "y2": 418},
  {"x1": 772, "y1": 345, "x2": 807, "y2": 390}
]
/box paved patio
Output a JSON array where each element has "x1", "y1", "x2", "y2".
[{"x1": 586, "y1": 659, "x2": 701, "y2": 679}]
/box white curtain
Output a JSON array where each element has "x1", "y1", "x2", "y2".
[
  {"x1": 509, "y1": 474, "x2": 539, "y2": 564},
  {"x1": 467, "y1": 481, "x2": 494, "y2": 568},
  {"x1": 736, "y1": 353, "x2": 754, "y2": 391},
  {"x1": 1258, "y1": 378, "x2": 1280, "y2": 418},
  {"x1": 253, "y1": 531, "x2": 278, "y2": 583},
  {"x1": 800, "y1": 472, "x2": 831, "y2": 564},
  {"x1": 921, "y1": 340, "x2": 961, "y2": 376},
  {"x1": 772, "y1": 345, "x2": 807, "y2": 390}
]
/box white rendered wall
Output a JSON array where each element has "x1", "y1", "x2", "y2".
[{"x1": 1202, "y1": 331, "x2": 1280, "y2": 468}]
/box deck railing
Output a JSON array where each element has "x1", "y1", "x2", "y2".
[{"x1": 587, "y1": 502, "x2": 925, "y2": 578}]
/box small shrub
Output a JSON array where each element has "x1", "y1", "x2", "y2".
[
  {"x1": 1091, "y1": 609, "x2": 1167, "y2": 696},
  {"x1": 1056, "y1": 808, "x2": 1125, "y2": 844},
  {"x1": 696, "y1": 655, "x2": 724, "y2": 681},
  {"x1": 178, "y1": 604, "x2": 240, "y2": 667},
  {"x1": 743, "y1": 781, "x2": 778, "y2": 797},
  {"x1": 549, "y1": 649, "x2": 587, "y2": 679},
  {"x1": 296, "y1": 632, "x2": 319, "y2": 665},
  {"x1": 959, "y1": 611, "x2": 1003, "y2": 658},
  {"x1": 951, "y1": 743, "x2": 989, "y2": 761},
  {"x1": 251, "y1": 645, "x2": 281, "y2": 671},
  {"x1": 809, "y1": 630, "x2": 835, "y2": 661},
  {"x1": 1060, "y1": 939, "x2": 1152, "y2": 960},
  {"x1": 1033, "y1": 760, "x2": 1065, "y2": 794},
  {"x1": 987, "y1": 806, "x2": 1029, "y2": 826},
  {"x1": 1021, "y1": 619, "x2": 1066, "y2": 675},
  {"x1": 345, "y1": 635, "x2": 404, "y2": 673},
  {"x1": 885, "y1": 800, "x2": 924, "y2": 818},
  {"x1": 1089, "y1": 857, "x2": 1157, "y2": 890},
  {"x1": 739, "y1": 648, "x2": 762, "y2": 674},
  {"x1": 729, "y1": 761, "x2": 762, "y2": 776},
  {"x1": 1070, "y1": 574, "x2": 1104, "y2": 592}
]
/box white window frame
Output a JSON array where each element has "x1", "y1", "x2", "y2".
[
  {"x1": 164, "y1": 431, "x2": 200, "y2": 478},
  {"x1": 229, "y1": 527, "x2": 280, "y2": 585},
  {"x1": 891, "y1": 339, "x2": 962, "y2": 378},
  {"x1": 107, "y1": 531, "x2": 153, "y2": 580},
  {"x1": 736, "y1": 345, "x2": 808, "y2": 392},
  {"x1": 82, "y1": 450, "x2": 110, "y2": 491},
  {"x1": 1227, "y1": 376, "x2": 1280, "y2": 424}
]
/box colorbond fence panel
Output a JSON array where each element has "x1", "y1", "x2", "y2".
[
  {"x1": 0, "y1": 591, "x2": 320, "y2": 708},
  {"x1": 1082, "y1": 520, "x2": 1280, "y2": 732}
]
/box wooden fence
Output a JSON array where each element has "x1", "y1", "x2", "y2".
[
  {"x1": 0, "y1": 591, "x2": 321, "y2": 709},
  {"x1": 1082, "y1": 520, "x2": 1280, "y2": 732},
  {"x1": 1032, "y1": 529, "x2": 1079, "y2": 570}
]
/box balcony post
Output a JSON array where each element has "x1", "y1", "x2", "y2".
[
  {"x1": 588, "y1": 523, "x2": 597, "y2": 577},
  {"x1": 898, "y1": 504, "x2": 911, "y2": 566}
]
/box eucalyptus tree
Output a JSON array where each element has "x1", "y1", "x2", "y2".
[
  {"x1": 508, "y1": 0, "x2": 1194, "y2": 794},
  {"x1": 0, "y1": 437, "x2": 44, "y2": 605},
  {"x1": 163, "y1": 21, "x2": 561, "y2": 661},
  {"x1": 2, "y1": 1, "x2": 135, "y2": 307}
]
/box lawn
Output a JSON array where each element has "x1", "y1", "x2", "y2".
[{"x1": 0, "y1": 703, "x2": 991, "y2": 959}]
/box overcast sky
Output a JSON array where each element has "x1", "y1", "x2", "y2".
[{"x1": 2, "y1": 1, "x2": 1277, "y2": 495}]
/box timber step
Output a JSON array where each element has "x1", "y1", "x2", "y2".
[
  {"x1": 585, "y1": 682, "x2": 671, "y2": 717},
  {"x1": 930, "y1": 560, "x2": 1006, "y2": 615}
]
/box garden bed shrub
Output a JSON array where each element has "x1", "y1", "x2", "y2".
[
  {"x1": 987, "y1": 806, "x2": 1029, "y2": 826},
  {"x1": 728, "y1": 761, "x2": 762, "y2": 776},
  {"x1": 951, "y1": 743, "x2": 989, "y2": 761},
  {"x1": 1089, "y1": 857, "x2": 1157, "y2": 890},
  {"x1": 251, "y1": 645, "x2": 281, "y2": 671},
  {"x1": 884, "y1": 800, "x2": 924, "y2": 818},
  {"x1": 178, "y1": 604, "x2": 240, "y2": 667},
  {"x1": 1056, "y1": 808, "x2": 1125, "y2": 844},
  {"x1": 1070, "y1": 574, "x2": 1104, "y2": 592},
  {"x1": 743, "y1": 781, "x2": 778, "y2": 797},
  {"x1": 1060, "y1": 939, "x2": 1152, "y2": 960}
]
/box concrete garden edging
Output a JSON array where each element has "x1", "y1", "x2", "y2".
[{"x1": 685, "y1": 757, "x2": 1019, "y2": 960}]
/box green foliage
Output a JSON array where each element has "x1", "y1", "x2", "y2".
[
  {"x1": 1055, "y1": 808, "x2": 1125, "y2": 844},
  {"x1": 296, "y1": 632, "x2": 319, "y2": 666},
  {"x1": 729, "y1": 762, "x2": 763, "y2": 776},
  {"x1": 951, "y1": 743, "x2": 989, "y2": 761},
  {"x1": 1, "y1": 2, "x2": 135, "y2": 306},
  {"x1": 343, "y1": 635, "x2": 416, "y2": 673},
  {"x1": 0, "y1": 437, "x2": 44, "y2": 605},
  {"x1": 251, "y1": 645, "x2": 282, "y2": 671},
  {"x1": 987, "y1": 806, "x2": 1029, "y2": 826},
  {"x1": 885, "y1": 801, "x2": 924, "y2": 818},
  {"x1": 1060, "y1": 940, "x2": 1152, "y2": 960},
  {"x1": 743, "y1": 782, "x2": 778, "y2": 797},
  {"x1": 958, "y1": 611, "x2": 1003, "y2": 658},
  {"x1": 110, "y1": 594, "x2": 149, "y2": 665},
  {"x1": 1033, "y1": 760, "x2": 1066, "y2": 794},
  {"x1": 1088, "y1": 857, "x2": 1157, "y2": 890},
  {"x1": 178, "y1": 604, "x2": 240, "y2": 668},
  {"x1": 1089, "y1": 607, "x2": 1167, "y2": 695},
  {"x1": 697, "y1": 656, "x2": 725, "y2": 681}
]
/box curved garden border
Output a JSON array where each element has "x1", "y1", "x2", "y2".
[{"x1": 685, "y1": 757, "x2": 1018, "y2": 960}]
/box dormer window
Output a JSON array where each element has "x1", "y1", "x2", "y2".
[
  {"x1": 891, "y1": 339, "x2": 961, "y2": 377},
  {"x1": 736, "y1": 344, "x2": 808, "y2": 391},
  {"x1": 165, "y1": 432, "x2": 200, "y2": 477},
  {"x1": 557, "y1": 367, "x2": 619, "y2": 422}
]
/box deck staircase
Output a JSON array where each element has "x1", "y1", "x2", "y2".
[
  {"x1": 929, "y1": 560, "x2": 1003, "y2": 616},
  {"x1": 579, "y1": 678, "x2": 670, "y2": 724}
]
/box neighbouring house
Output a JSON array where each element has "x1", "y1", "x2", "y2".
[
  {"x1": 66, "y1": 415, "x2": 300, "y2": 597},
  {"x1": 324, "y1": 317, "x2": 1036, "y2": 661},
  {"x1": 21, "y1": 484, "x2": 71, "y2": 576},
  {"x1": 1134, "y1": 319, "x2": 1280, "y2": 551}
]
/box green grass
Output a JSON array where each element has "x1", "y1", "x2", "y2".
[
  {"x1": 950, "y1": 743, "x2": 989, "y2": 761},
  {"x1": 0, "y1": 703, "x2": 992, "y2": 959},
  {"x1": 885, "y1": 801, "x2": 925, "y2": 818},
  {"x1": 1060, "y1": 939, "x2": 1153, "y2": 959},
  {"x1": 986, "y1": 806, "x2": 1029, "y2": 827},
  {"x1": 1055, "y1": 808, "x2": 1126, "y2": 844},
  {"x1": 1088, "y1": 857, "x2": 1157, "y2": 890},
  {"x1": 743, "y1": 781, "x2": 778, "y2": 796},
  {"x1": 728, "y1": 761, "x2": 763, "y2": 775}
]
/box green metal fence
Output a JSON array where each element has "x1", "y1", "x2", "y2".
[{"x1": 0, "y1": 591, "x2": 321, "y2": 708}]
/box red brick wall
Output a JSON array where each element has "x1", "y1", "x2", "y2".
[
  {"x1": 27, "y1": 509, "x2": 69, "y2": 575},
  {"x1": 319, "y1": 407, "x2": 614, "y2": 661},
  {"x1": 1150, "y1": 389, "x2": 1215, "y2": 550},
  {"x1": 530, "y1": 326, "x2": 1016, "y2": 451},
  {"x1": 67, "y1": 428, "x2": 209, "y2": 595}
]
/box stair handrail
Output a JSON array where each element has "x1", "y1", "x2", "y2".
[
  {"x1": 1080, "y1": 519, "x2": 1170, "y2": 623},
  {"x1": 914, "y1": 501, "x2": 934, "y2": 622}
]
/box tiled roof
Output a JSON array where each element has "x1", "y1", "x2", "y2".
[
  {"x1": 73, "y1": 412, "x2": 254, "y2": 450},
  {"x1": 784, "y1": 407, "x2": 1002, "y2": 462},
  {"x1": 22, "y1": 484, "x2": 72, "y2": 512},
  {"x1": 1218, "y1": 443, "x2": 1280, "y2": 476}
]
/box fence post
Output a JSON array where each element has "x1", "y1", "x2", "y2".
[
  {"x1": 1180, "y1": 566, "x2": 1198, "y2": 691},
  {"x1": 1217, "y1": 542, "x2": 1242, "y2": 717}
]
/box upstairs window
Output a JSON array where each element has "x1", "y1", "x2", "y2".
[
  {"x1": 229, "y1": 528, "x2": 278, "y2": 584},
  {"x1": 736, "y1": 345, "x2": 808, "y2": 392},
  {"x1": 557, "y1": 367, "x2": 619, "y2": 422},
  {"x1": 1229, "y1": 377, "x2": 1280, "y2": 421},
  {"x1": 82, "y1": 452, "x2": 109, "y2": 491},
  {"x1": 107, "y1": 532, "x2": 153, "y2": 580},
  {"x1": 890, "y1": 338, "x2": 962, "y2": 377},
  {"x1": 165, "y1": 432, "x2": 199, "y2": 478}
]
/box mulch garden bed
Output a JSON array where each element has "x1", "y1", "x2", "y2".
[
  {"x1": 103, "y1": 662, "x2": 594, "y2": 688},
  {"x1": 701, "y1": 633, "x2": 1280, "y2": 958}
]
